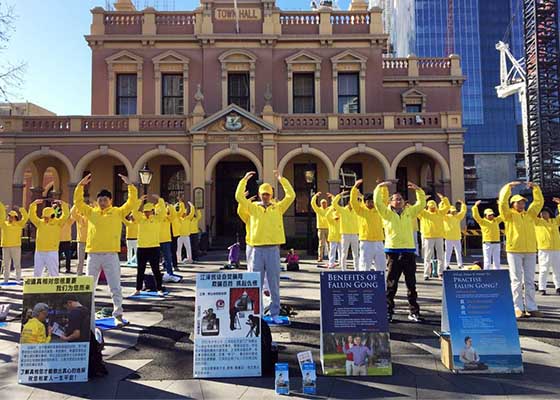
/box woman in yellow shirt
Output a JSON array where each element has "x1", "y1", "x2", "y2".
[
  {"x1": 535, "y1": 200, "x2": 560, "y2": 296},
  {"x1": 0, "y1": 203, "x2": 28, "y2": 283},
  {"x1": 20, "y1": 303, "x2": 52, "y2": 344}
]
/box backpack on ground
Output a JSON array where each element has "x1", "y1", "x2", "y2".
[
  {"x1": 88, "y1": 328, "x2": 108, "y2": 378},
  {"x1": 259, "y1": 316, "x2": 277, "y2": 376}
]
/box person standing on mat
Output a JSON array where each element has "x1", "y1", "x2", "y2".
[
  {"x1": 123, "y1": 212, "x2": 139, "y2": 266},
  {"x1": 332, "y1": 191, "x2": 359, "y2": 271},
  {"x1": 189, "y1": 207, "x2": 202, "y2": 262},
  {"x1": 176, "y1": 200, "x2": 194, "y2": 264},
  {"x1": 325, "y1": 204, "x2": 342, "y2": 269},
  {"x1": 71, "y1": 205, "x2": 88, "y2": 275},
  {"x1": 235, "y1": 170, "x2": 295, "y2": 324},
  {"x1": 535, "y1": 203, "x2": 560, "y2": 296},
  {"x1": 374, "y1": 180, "x2": 426, "y2": 323},
  {"x1": 74, "y1": 173, "x2": 137, "y2": 327},
  {"x1": 310, "y1": 192, "x2": 330, "y2": 263},
  {"x1": 169, "y1": 199, "x2": 183, "y2": 272},
  {"x1": 29, "y1": 199, "x2": 69, "y2": 277},
  {"x1": 418, "y1": 193, "x2": 450, "y2": 280},
  {"x1": 57, "y1": 204, "x2": 75, "y2": 274},
  {"x1": 472, "y1": 201, "x2": 503, "y2": 270},
  {"x1": 498, "y1": 181, "x2": 543, "y2": 319},
  {"x1": 0, "y1": 203, "x2": 28, "y2": 283},
  {"x1": 443, "y1": 201, "x2": 467, "y2": 270},
  {"x1": 133, "y1": 196, "x2": 166, "y2": 296},
  {"x1": 159, "y1": 202, "x2": 180, "y2": 283},
  {"x1": 350, "y1": 179, "x2": 385, "y2": 272}
]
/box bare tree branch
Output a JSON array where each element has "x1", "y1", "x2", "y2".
[{"x1": 0, "y1": 1, "x2": 26, "y2": 102}]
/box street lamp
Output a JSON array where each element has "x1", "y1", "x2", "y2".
[
  {"x1": 304, "y1": 165, "x2": 316, "y2": 257},
  {"x1": 139, "y1": 163, "x2": 153, "y2": 196}
]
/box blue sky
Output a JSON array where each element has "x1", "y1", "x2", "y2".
[{"x1": 2, "y1": 0, "x2": 352, "y2": 115}]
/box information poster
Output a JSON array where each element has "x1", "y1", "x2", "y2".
[
  {"x1": 320, "y1": 271, "x2": 391, "y2": 376},
  {"x1": 193, "y1": 272, "x2": 261, "y2": 378},
  {"x1": 18, "y1": 276, "x2": 93, "y2": 384},
  {"x1": 442, "y1": 270, "x2": 523, "y2": 373}
]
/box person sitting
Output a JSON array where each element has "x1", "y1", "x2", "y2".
[
  {"x1": 285, "y1": 248, "x2": 300, "y2": 271},
  {"x1": 459, "y1": 336, "x2": 487, "y2": 370}
]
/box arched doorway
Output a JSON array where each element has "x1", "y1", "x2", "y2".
[
  {"x1": 18, "y1": 155, "x2": 73, "y2": 207},
  {"x1": 211, "y1": 154, "x2": 258, "y2": 243},
  {"x1": 393, "y1": 152, "x2": 448, "y2": 199}
]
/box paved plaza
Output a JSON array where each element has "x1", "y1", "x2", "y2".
[{"x1": 1, "y1": 252, "x2": 559, "y2": 399}]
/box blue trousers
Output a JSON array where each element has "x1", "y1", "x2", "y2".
[
  {"x1": 160, "y1": 242, "x2": 173, "y2": 275},
  {"x1": 253, "y1": 245, "x2": 281, "y2": 317}
]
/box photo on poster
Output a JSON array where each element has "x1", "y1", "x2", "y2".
[
  {"x1": 302, "y1": 362, "x2": 317, "y2": 395},
  {"x1": 322, "y1": 332, "x2": 391, "y2": 376},
  {"x1": 275, "y1": 362, "x2": 290, "y2": 395},
  {"x1": 18, "y1": 276, "x2": 93, "y2": 384}
]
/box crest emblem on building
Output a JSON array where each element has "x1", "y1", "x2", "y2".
[{"x1": 225, "y1": 114, "x2": 242, "y2": 131}]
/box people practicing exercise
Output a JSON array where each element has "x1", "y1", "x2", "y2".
[
  {"x1": 29, "y1": 199, "x2": 69, "y2": 277},
  {"x1": 443, "y1": 200, "x2": 466, "y2": 270},
  {"x1": 375, "y1": 181, "x2": 426, "y2": 323},
  {"x1": 123, "y1": 212, "x2": 139, "y2": 266},
  {"x1": 235, "y1": 170, "x2": 295, "y2": 324},
  {"x1": 535, "y1": 200, "x2": 560, "y2": 296},
  {"x1": 310, "y1": 193, "x2": 330, "y2": 262},
  {"x1": 332, "y1": 191, "x2": 359, "y2": 270},
  {"x1": 350, "y1": 179, "x2": 385, "y2": 272},
  {"x1": 472, "y1": 200, "x2": 503, "y2": 270},
  {"x1": 418, "y1": 193, "x2": 450, "y2": 279},
  {"x1": 325, "y1": 200, "x2": 341, "y2": 269},
  {"x1": 74, "y1": 173, "x2": 138, "y2": 326},
  {"x1": 175, "y1": 200, "x2": 194, "y2": 264},
  {"x1": 71, "y1": 205, "x2": 89, "y2": 275},
  {"x1": 159, "y1": 203, "x2": 180, "y2": 283},
  {"x1": 498, "y1": 181, "x2": 543, "y2": 319},
  {"x1": 57, "y1": 204, "x2": 75, "y2": 273},
  {"x1": 0, "y1": 202, "x2": 28, "y2": 283}
]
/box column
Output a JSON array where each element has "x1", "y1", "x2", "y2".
[
  {"x1": 262, "y1": 133, "x2": 276, "y2": 186},
  {"x1": 12, "y1": 184, "x2": 25, "y2": 207},
  {"x1": 191, "y1": 134, "x2": 207, "y2": 231},
  {"x1": 327, "y1": 179, "x2": 341, "y2": 195}
]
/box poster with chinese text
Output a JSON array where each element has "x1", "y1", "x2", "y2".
[
  {"x1": 320, "y1": 271, "x2": 391, "y2": 376},
  {"x1": 18, "y1": 276, "x2": 93, "y2": 384},
  {"x1": 193, "y1": 272, "x2": 261, "y2": 378},
  {"x1": 443, "y1": 270, "x2": 523, "y2": 373}
]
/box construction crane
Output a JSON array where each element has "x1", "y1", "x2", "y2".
[
  {"x1": 496, "y1": 0, "x2": 560, "y2": 192},
  {"x1": 495, "y1": 41, "x2": 529, "y2": 180}
]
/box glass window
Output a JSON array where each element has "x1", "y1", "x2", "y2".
[
  {"x1": 228, "y1": 73, "x2": 250, "y2": 110},
  {"x1": 162, "y1": 74, "x2": 184, "y2": 115},
  {"x1": 294, "y1": 163, "x2": 317, "y2": 216},
  {"x1": 160, "y1": 165, "x2": 185, "y2": 204},
  {"x1": 293, "y1": 73, "x2": 315, "y2": 114},
  {"x1": 116, "y1": 74, "x2": 137, "y2": 115},
  {"x1": 405, "y1": 104, "x2": 422, "y2": 113},
  {"x1": 338, "y1": 73, "x2": 360, "y2": 113}
]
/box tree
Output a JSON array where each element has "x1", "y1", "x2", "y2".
[{"x1": 0, "y1": 1, "x2": 25, "y2": 102}]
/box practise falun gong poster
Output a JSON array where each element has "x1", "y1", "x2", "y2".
[
  {"x1": 18, "y1": 276, "x2": 94, "y2": 384},
  {"x1": 193, "y1": 272, "x2": 262, "y2": 378},
  {"x1": 320, "y1": 271, "x2": 392, "y2": 376},
  {"x1": 442, "y1": 270, "x2": 523, "y2": 373}
]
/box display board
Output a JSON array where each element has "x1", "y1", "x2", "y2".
[
  {"x1": 320, "y1": 271, "x2": 391, "y2": 376},
  {"x1": 193, "y1": 272, "x2": 262, "y2": 378},
  {"x1": 442, "y1": 270, "x2": 523, "y2": 373},
  {"x1": 18, "y1": 276, "x2": 93, "y2": 384}
]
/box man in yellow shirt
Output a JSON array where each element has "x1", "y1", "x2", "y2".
[
  {"x1": 29, "y1": 199, "x2": 69, "y2": 277},
  {"x1": 498, "y1": 181, "x2": 543, "y2": 318},
  {"x1": 133, "y1": 196, "x2": 166, "y2": 296},
  {"x1": 159, "y1": 203, "x2": 180, "y2": 282},
  {"x1": 176, "y1": 201, "x2": 194, "y2": 264},
  {"x1": 20, "y1": 303, "x2": 52, "y2": 344},
  {"x1": 310, "y1": 193, "x2": 329, "y2": 263},
  {"x1": 235, "y1": 170, "x2": 295, "y2": 323},
  {"x1": 443, "y1": 201, "x2": 466, "y2": 270},
  {"x1": 0, "y1": 203, "x2": 28, "y2": 283},
  {"x1": 535, "y1": 200, "x2": 560, "y2": 296},
  {"x1": 350, "y1": 179, "x2": 385, "y2": 271},
  {"x1": 472, "y1": 201, "x2": 503, "y2": 270},
  {"x1": 123, "y1": 212, "x2": 139, "y2": 266},
  {"x1": 71, "y1": 205, "x2": 89, "y2": 275},
  {"x1": 332, "y1": 191, "x2": 359, "y2": 271},
  {"x1": 374, "y1": 181, "x2": 426, "y2": 323},
  {"x1": 418, "y1": 193, "x2": 450, "y2": 280},
  {"x1": 74, "y1": 173, "x2": 138, "y2": 326}
]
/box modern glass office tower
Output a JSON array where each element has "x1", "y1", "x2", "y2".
[{"x1": 386, "y1": 0, "x2": 524, "y2": 199}]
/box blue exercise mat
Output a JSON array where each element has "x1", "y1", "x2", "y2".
[
  {"x1": 280, "y1": 275, "x2": 292, "y2": 280},
  {"x1": 0, "y1": 281, "x2": 19, "y2": 286},
  {"x1": 121, "y1": 262, "x2": 137, "y2": 268},
  {"x1": 0, "y1": 322, "x2": 7, "y2": 327},
  {"x1": 127, "y1": 290, "x2": 169, "y2": 299},
  {"x1": 263, "y1": 315, "x2": 291, "y2": 326},
  {"x1": 95, "y1": 317, "x2": 129, "y2": 331}
]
